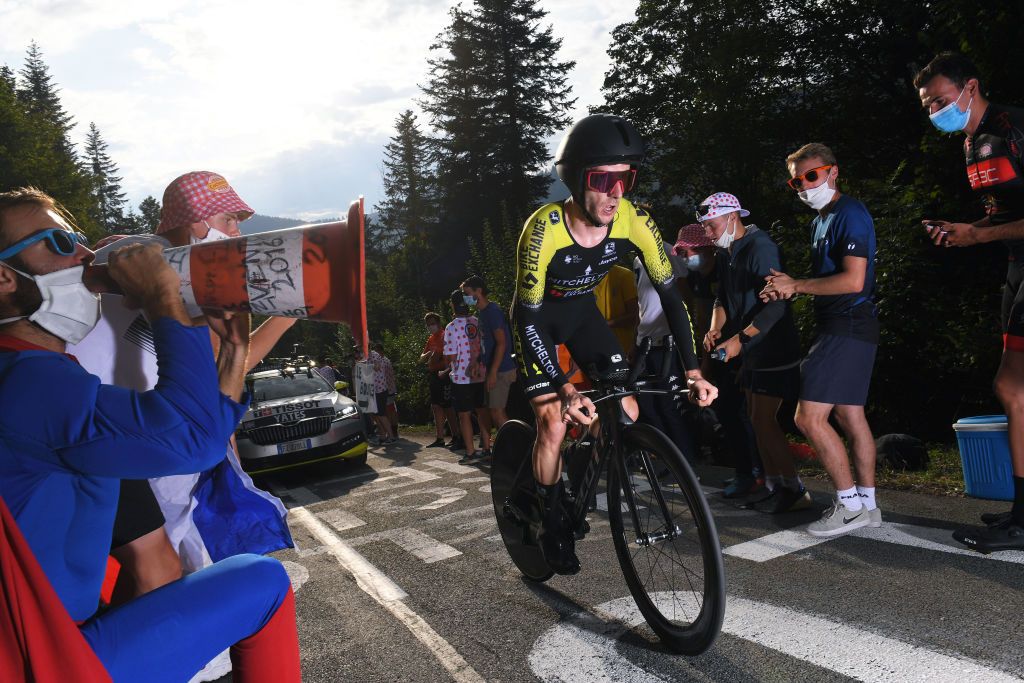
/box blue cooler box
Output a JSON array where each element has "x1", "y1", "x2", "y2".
[{"x1": 953, "y1": 415, "x2": 1013, "y2": 501}]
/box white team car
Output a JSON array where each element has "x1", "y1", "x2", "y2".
[{"x1": 235, "y1": 366, "x2": 368, "y2": 474}]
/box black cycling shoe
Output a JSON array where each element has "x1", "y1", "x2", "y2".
[
  {"x1": 539, "y1": 525, "x2": 581, "y2": 575},
  {"x1": 980, "y1": 510, "x2": 1012, "y2": 526},
  {"x1": 953, "y1": 518, "x2": 1024, "y2": 554}
]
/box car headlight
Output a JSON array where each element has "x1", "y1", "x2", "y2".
[{"x1": 333, "y1": 405, "x2": 358, "y2": 421}]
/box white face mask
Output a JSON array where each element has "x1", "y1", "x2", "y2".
[
  {"x1": 190, "y1": 221, "x2": 231, "y2": 245},
  {"x1": 713, "y1": 217, "x2": 737, "y2": 249},
  {"x1": 798, "y1": 175, "x2": 836, "y2": 211},
  {"x1": 0, "y1": 264, "x2": 101, "y2": 344}
]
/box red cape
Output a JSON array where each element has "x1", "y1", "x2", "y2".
[{"x1": 0, "y1": 496, "x2": 110, "y2": 682}]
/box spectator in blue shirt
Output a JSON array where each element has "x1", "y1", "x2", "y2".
[
  {"x1": 761, "y1": 143, "x2": 881, "y2": 539},
  {"x1": 462, "y1": 275, "x2": 517, "y2": 427}
]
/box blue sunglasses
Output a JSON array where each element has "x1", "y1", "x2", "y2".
[{"x1": 0, "y1": 227, "x2": 89, "y2": 262}]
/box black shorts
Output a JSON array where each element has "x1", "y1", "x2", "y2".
[
  {"x1": 1002, "y1": 262, "x2": 1024, "y2": 351},
  {"x1": 373, "y1": 391, "x2": 389, "y2": 415},
  {"x1": 742, "y1": 361, "x2": 800, "y2": 401},
  {"x1": 111, "y1": 479, "x2": 166, "y2": 550},
  {"x1": 451, "y1": 382, "x2": 485, "y2": 412},
  {"x1": 513, "y1": 296, "x2": 628, "y2": 400},
  {"x1": 800, "y1": 334, "x2": 877, "y2": 406},
  {"x1": 428, "y1": 372, "x2": 449, "y2": 406}
]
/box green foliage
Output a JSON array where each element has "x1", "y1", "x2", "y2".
[
  {"x1": 0, "y1": 43, "x2": 101, "y2": 239},
  {"x1": 466, "y1": 204, "x2": 519, "y2": 309},
  {"x1": 379, "y1": 320, "x2": 434, "y2": 423}
]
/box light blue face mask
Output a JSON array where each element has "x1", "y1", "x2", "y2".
[
  {"x1": 686, "y1": 254, "x2": 706, "y2": 271},
  {"x1": 463, "y1": 294, "x2": 476, "y2": 306},
  {"x1": 929, "y1": 86, "x2": 973, "y2": 133}
]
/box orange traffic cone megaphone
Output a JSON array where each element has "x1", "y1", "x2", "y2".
[{"x1": 85, "y1": 199, "x2": 367, "y2": 337}]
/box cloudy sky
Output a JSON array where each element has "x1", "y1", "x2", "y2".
[{"x1": 0, "y1": 0, "x2": 638, "y2": 221}]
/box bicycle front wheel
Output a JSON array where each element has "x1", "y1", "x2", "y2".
[{"x1": 607, "y1": 422, "x2": 726, "y2": 655}]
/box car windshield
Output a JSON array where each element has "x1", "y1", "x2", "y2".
[{"x1": 250, "y1": 375, "x2": 332, "y2": 401}]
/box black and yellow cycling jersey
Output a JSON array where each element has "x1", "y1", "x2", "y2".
[{"x1": 512, "y1": 199, "x2": 698, "y2": 397}]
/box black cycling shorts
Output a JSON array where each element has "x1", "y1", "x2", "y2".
[
  {"x1": 1002, "y1": 261, "x2": 1024, "y2": 352},
  {"x1": 427, "y1": 372, "x2": 449, "y2": 406},
  {"x1": 111, "y1": 479, "x2": 166, "y2": 550},
  {"x1": 513, "y1": 296, "x2": 628, "y2": 400}
]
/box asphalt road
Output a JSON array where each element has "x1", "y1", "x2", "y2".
[{"x1": 255, "y1": 434, "x2": 1024, "y2": 683}]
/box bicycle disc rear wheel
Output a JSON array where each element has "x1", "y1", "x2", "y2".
[
  {"x1": 490, "y1": 420, "x2": 553, "y2": 582},
  {"x1": 607, "y1": 423, "x2": 725, "y2": 654}
]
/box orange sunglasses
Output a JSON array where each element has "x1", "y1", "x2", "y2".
[{"x1": 787, "y1": 164, "x2": 833, "y2": 190}]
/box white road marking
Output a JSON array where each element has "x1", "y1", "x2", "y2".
[
  {"x1": 595, "y1": 492, "x2": 635, "y2": 513},
  {"x1": 424, "y1": 460, "x2": 480, "y2": 475},
  {"x1": 368, "y1": 486, "x2": 468, "y2": 512},
  {"x1": 724, "y1": 529, "x2": 830, "y2": 562},
  {"x1": 281, "y1": 560, "x2": 310, "y2": 593},
  {"x1": 341, "y1": 466, "x2": 440, "y2": 498},
  {"x1": 428, "y1": 505, "x2": 498, "y2": 546},
  {"x1": 724, "y1": 521, "x2": 1024, "y2": 564},
  {"x1": 530, "y1": 593, "x2": 1019, "y2": 683},
  {"x1": 291, "y1": 506, "x2": 484, "y2": 683},
  {"x1": 349, "y1": 527, "x2": 463, "y2": 564},
  {"x1": 319, "y1": 508, "x2": 367, "y2": 533},
  {"x1": 458, "y1": 476, "x2": 491, "y2": 483}
]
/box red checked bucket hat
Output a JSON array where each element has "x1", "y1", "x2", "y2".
[
  {"x1": 674, "y1": 223, "x2": 713, "y2": 251},
  {"x1": 156, "y1": 171, "x2": 254, "y2": 234}
]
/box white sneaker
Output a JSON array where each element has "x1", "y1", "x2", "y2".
[
  {"x1": 806, "y1": 503, "x2": 871, "y2": 538},
  {"x1": 864, "y1": 506, "x2": 882, "y2": 528}
]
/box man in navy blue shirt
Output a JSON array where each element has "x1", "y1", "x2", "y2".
[
  {"x1": 462, "y1": 275, "x2": 517, "y2": 427},
  {"x1": 761, "y1": 143, "x2": 881, "y2": 538}
]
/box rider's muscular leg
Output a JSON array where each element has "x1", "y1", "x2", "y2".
[
  {"x1": 794, "y1": 400, "x2": 854, "y2": 490},
  {"x1": 532, "y1": 394, "x2": 567, "y2": 485},
  {"x1": 833, "y1": 404, "x2": 876, "y2": 488}
]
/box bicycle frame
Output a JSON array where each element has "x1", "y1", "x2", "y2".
[{"x1": 564, "y1": 338, "x2": 685, "y2": 546}]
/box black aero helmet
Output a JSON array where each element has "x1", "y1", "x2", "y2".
[{"x1": 555, "y1": 114, "x2": 645, "y2": 205}]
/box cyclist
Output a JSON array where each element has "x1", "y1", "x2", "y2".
[
  {"x1": 512, "y1": 114, "x2": 718, "y2": 574},
  {"x1": 916, "y1": 52, "x2": 1024, "y2": 551}
]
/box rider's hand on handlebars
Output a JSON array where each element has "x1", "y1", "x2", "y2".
[
  {"x1": 559, "y1": 387, "x2": 596, "y2": 427},
  {"x1": 687, "y1": 377, "x2": 718, "y2": 407}
]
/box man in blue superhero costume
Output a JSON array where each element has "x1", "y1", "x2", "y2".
[{"x1": 0, "y1": 188, "x2": 299, "y2": 682}]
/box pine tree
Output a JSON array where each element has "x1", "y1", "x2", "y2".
[
  {"x1": 420, "y1": 0, "x2": 575, "y2": 249},
  {"x1": 17, "y1": 42, "x2": 76, "y2": 156},
  {"x1": 472, "y1": 0, "x2": 575, "y2": 218},
  {"x1": 83, "y1": 122, "x2": 127, "y2": 231},
  {"x1": 0, "y1": 64, "x2": 15, "y2": 92},
  {"x1": 374, "y1": 110, "x2": 436, "y2": 251},
  {"x1": 137, "y1": 196, "x2": 162, "y2": 233},
  {"x1": 1, "y1": 46, "x2": 99, "y2": 239},
  {"x1": 420, "y1": 5, "x2": 490, "y2": 249}
]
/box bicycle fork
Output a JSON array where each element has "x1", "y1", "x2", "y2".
[{"x1": 616, "y1": 443, "x2": 683, "y2": 547}]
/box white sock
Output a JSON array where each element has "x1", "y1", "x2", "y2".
[
  {"x1": 765, "y1": 475, "x2": 783, "y2": 491},
  {"x1": 857, "y1": 486, "x2": 877, "y2": 511},
  {"x1": 837, "y1": 486, "x2": 862, "y2": 511}
]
